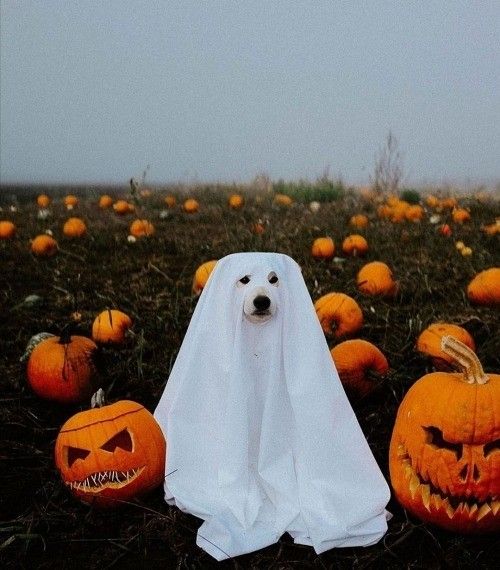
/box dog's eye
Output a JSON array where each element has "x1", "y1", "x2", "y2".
[
  {"x1": 239, "y1": 275, "x2": 250, "y2": 285},
  {"x1": 268, "y1": 272, "x2": 279, "y2": 285}
]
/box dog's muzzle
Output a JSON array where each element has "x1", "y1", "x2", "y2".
[{"x1": 244, "y1": 287, "x2": 276, "y2": 323}]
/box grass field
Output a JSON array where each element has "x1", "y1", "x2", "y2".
[{"x1": 0, "y1": 184, "x2": 499, "y2": 569}]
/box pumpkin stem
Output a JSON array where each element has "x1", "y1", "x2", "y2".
[
  {"x1": 440, "y1": 336, "x2": 489, "y2": 385},
  {"x1": 91, "y1": 388, "x2": 106, "y2": 408},
  {"x1": 58, "y1": 325, "x2": 73, "y2": 345}
]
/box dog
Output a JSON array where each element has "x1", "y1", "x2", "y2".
[{"x1": 239, "y1": 271, "x2": 279, "y2": 323}]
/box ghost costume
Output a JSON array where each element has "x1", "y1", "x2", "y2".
[{"x1": 154, "y1": 252, "x2": 390, "y2": 560}]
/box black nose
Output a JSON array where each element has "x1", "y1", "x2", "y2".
[{"x1": 253, "y1": 295, "x2": 271, "y2": 311}]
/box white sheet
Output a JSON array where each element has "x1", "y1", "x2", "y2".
[{"x1": 155, "y1": 252, "x2": 390, "y2": 560}]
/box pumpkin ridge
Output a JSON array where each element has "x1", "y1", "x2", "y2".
[{"x1": 60, "y1": 405, "x2": 145, "y2": 433}]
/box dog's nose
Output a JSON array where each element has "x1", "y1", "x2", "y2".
[{"x1": 253, "y1": 295, "x2": 271, "y2": 311}]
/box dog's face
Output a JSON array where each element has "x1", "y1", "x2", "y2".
[{"x1": 237, "y1": 270, "x2": 279, "y2": 323}]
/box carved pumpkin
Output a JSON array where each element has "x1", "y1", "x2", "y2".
[
  {"x1": 389, "y1": 336, "x2": 500, "y2": 533},
  {"x1": 192, "y1": 260, "x2": 218, "y2": 295},
  {"x1": 27, "y1": 334, "x2": 97, "y2": 403},
  {"x1": 349, "y1": 214, "x2": 369, "y2": 229},
  {"x1": 0, "y1": 221, "x2": 16, "y2": 239},
  {"x1": 330, "y1": 339, "x2": 389, "y2": 397},
  {"x1": 416, "y1": 323, "x2": 476, "y2": 370},
  {"x1": 63, "y1": 217, "x2": 87, "y2": 238},
  {"x1": 55, "y1": 395, "x2": 166, "y2": 507},
  {"x1": 31, "y1": 234, "x2": 58, "y2": 257},
  {"x1": 357, "y1": 261, "x2": 398, "y2": 297},
  {"x1": 129, "y1": 219, "x2": 155, "y2": 238},
  {"x1": 342, "y1": 234, "x2": 368, "y2": 257},
  {"x1": 311, "y1": 237, "x2": 335, "y2": 260},
  {"x1": 92, "y1": 310, "x2": 133, "y2": 345},
  {"x1": 467, "y1": 268, "x2": 500, "y2": 305},
  {"x1": 314, "y1": 292, "x2": 363, "y2": 338},
  {"x1": 99, "y1": 195, "x2": 113, "y2": 209},
  {"x1": 228, "y1": 194, "x2": 244, "y2": 209},
  {"x1": 37, "y1": 194, "x2": 51, "y2": 208},
  {"x1": 183, "y1": 198, "x2": 200, "y2": 213}
]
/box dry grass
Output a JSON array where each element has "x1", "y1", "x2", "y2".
[{"x1": 0, "y1": 185, "x2": 499, "y2": 569}]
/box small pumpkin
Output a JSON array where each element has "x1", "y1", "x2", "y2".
[
  {"x1": 228, "y1": 194, "x2": 244, "y2": 209},
  {"x1": 27, "y1": 333, "x2": 97, "y2": 403},
  {"x1": 273, "y1": 193, "x2": 293, "y2": 206},
  {"x1": 183, "y1": 198, "x2": 200, "y2": 213},
  {"x1": 192, "y1": 260, "x2": 218, "y2": 295},
  {"x1": 426, "y1": 195, "x2": 440, "y2": 208},
  {"x1": 331, "y1": 339, "x2": 389, "y2": 397},
  {"x1": 99, "y1": 195, "x2": 113, "y2": 209},
  {"x1": 314, "y1": 292, "x2": 363, "y2": 338},
  {"x1": 164, "y1": 195, "x2": 177, "y2": 208},
  {"x1": 342, "y1": 234, "x2": 368, "y2": 257},
  {"x1": 439, "y1": 224, "x2": 452, "y2": 237},
  {"x1": 452, "y1": 208, "x2": 471, "y2": 224},
  {"x1": 405, "y1": 205, "x2": 424, "y2": 222},
  {"x1": 31, "y1": 234, "x2": 58, "y2": 257},
  {"x1": 349, "y1": 214, "x2": 369, "y2": 229},
  {"x1": 251, "y1": 222, "x2": 265, "y2": 235},
  {"x1": 92, "y1": 309, "x2": 133, "y2": 345},
  {"x1": 481, "y1": 220, "x2": 500, "y2": 236},
  {"x1": 55, "y1": 392, "x2": 166, "y2": 507},
  {"x1": 129, "y1": 219, "x2": 155, "y2": 238},
  {"x1": 440, "y1": 197, "x2": 458, "y2": 210},
  {"x1": 63, "y1": 217, "x2": 87, "y2": 238},
  {"x1": 64, "y1": 195, "x2": 78, "y2": 208},
  {"x1": 416, "y1": 323, "x2": 476, "y2": 370},
  {"x1": 357, "y1": 261, "x2": 398, "y2": 297},
  {"x1": 311, "y1": 237, "x2": 335, "y2": 260},
  {"x1": 113, "y1": 200, "x2": 132, "y2": 215},
  {"x1": 467, "y1": 268, "x2": 500, "y2": 305},
  {"x1": 0, "y1": 220, "x2": 16, "y2": 239},
  {"x1": 389, "y1": 336, "x2": 500, "y2": 533},
  {"x1": 37, "y1": 194, "x2": 51, "y2": 208}
]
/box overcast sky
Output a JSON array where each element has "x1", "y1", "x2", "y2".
[{"x1": 1, "y1": 1, "x2": 499, "y2": 186}]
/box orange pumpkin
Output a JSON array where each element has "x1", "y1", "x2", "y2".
[
  {"x1": 55, "y1": 395, "x2": 166, "y2": 507},
  {"x1": 357, "y1": 261, "x2": 398, "y2": 297},
  {"x1": 129, "y1": 219, "x2": 155, "y2": 238},
  {"x1": 164, "y1": 195, "x2": 177, "y2": 208},
  {"x1": 349, "y1": 214, "x2": 369, "y2": 229},
  {"x1": 99, "y1": 195, "x2": 113, "y2": 209},
  {"x1": 92, "y1": 310, "x2": 133, "y2": 345},
  {"x1": 64, "y1": 195, "x2": 78, "y2": 207},
  {"x1": 37, "y1": 194, "x2": 51, "y2": 208},
  {"x1": 273, "y1": 193, "x2": 293, "y2": 206},
  {"x1": 27, "y1": 334, "x2": 97, "y2": 403},
  {"x1": 426, "y1": 195, "x2": 440, "y2": 208},
  {"x1": 311, "y1": 237, "x2": 335, "y2": 260},
  {"x1": 440, "y1": 197, "x2": 458, "y2": 210},
  {"x1": 416, "y1": 323, "x2": 476, "y2": 370},
  {"x1": 439, "y1": 224, "x2": 452, "y2": 237},
  {"x1": 342, "y1": 234, "x2": 368, "y2": 256},
  {"x1": 183, "y1": 198, "x2": 200, "y2": 213},
  {"x1": 481, "y1": 220, "x2": 500, "y2": 236},
  {"x1": 405, "y1": 205, "x2": 424, "y2": 222},
  {"x1": 113, "y1": 200, "x2": 132, "y2": 215},
  {"x1": 31, "y1": 234, "x2": 58, "y2": 257},
  {"x1": 389, "y1": 336, "x2": 500, "y2": 533},
  {"x1": 314, "y1": 292, "x2": 363, "y2": 338},
  {"x1": 0, "y1": 220, "x2": 16, "y2": 239},
  {"x1": 228, "y1": 194, "x2": 244, "y2": 209},
  {"x1": 251, "y1": 222, "x2": 265, "y2": 235},
  {"x1": 452, "y1": 208, "x2": 471, "y2": 224},
  {"x1": 63, "y1": 217, "x2": 87, "y2": 238},
  {"x1": 192, "y1": 260, "x2": 218, "y2": 295},
  {"x1": 467, "y1": 268, "x2": 500, "y2": 305},
  {"x1": 331, "y1": 339, "x2": 389, "y2": 397}
]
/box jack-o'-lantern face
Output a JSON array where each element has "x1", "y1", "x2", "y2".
[
  {"x1": 55, "y1": 400, "x2": 166, "y2": 507},
  {"x1": 389, "y1": 338, "x2": 500, "y2": 533}
]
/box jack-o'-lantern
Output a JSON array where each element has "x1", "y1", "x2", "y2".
[
  {"x1": 55, "y1": 393, "x2": 166, "y2": 507},
  {"x1": 389, "y1": 336, "x2": 500, "y2": 533}
]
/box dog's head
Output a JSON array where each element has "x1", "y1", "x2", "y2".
[{"x1": 237, "y1": 270, "x2": 279, "y2": 323}]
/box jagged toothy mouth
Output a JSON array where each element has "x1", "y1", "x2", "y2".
[
  {"x1": 65, "y1": 466, "x2": 145, "y2": 494},
  {"x1": 396, "y1": 446, "x2": 499, "y2": 520}
]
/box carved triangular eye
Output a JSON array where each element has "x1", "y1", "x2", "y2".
[
  {"x1": 423, "y1": 426, "x2": 463, "y2": 460},
  {"x1": 67, "y1": 446, "x2": 90, "y2": 468},
  {"x1": 484, "y1": 439, "x2": 500, "y2": 457},
  {"x1": 101, "y1": 429, "x2": 133, "y2": 453}
]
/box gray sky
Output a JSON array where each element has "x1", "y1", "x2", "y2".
[{"x1": 1, "y1": 1, "x2": 499, "y2": 186}]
